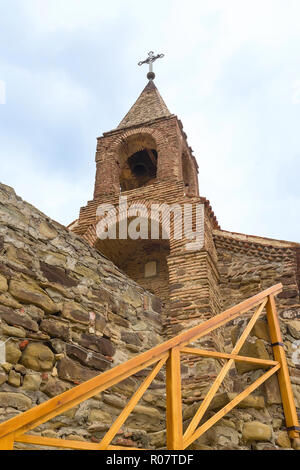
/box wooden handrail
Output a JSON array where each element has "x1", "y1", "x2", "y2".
[
  {"x1": 0, "y1": 283, "x2": 282, "y2": 441},
  {"x1": 0, "y1": 282, "x2": 298, "y2": 450}
]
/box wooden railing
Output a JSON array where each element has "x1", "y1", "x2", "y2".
[{"x1": 0, "y1": 283, "x2": 298, "y2": 450}]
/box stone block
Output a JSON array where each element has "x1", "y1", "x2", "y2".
[
  {"x1": 0, "y1": 392, "x2": 32, "y2": 410},
  {"x1": 0, "y1": 274, "x2": 8, "y2": 292},
  {"x1": 276, "y1": 431, "x2": 291, "y2": 448},
  {"x1": 21, "y1": 342, "x2": 55, "y2": 371},
  {"x1": 14, "y1": 364, "x2": 26, "y2": 374},
  {"x1": 88, "y1": 409, "x2": 112, "y2": 425},
  {"x1": 2, "y1": 324, "x2": 26, "y2": 338},
  {"x1": 250, "y1": 320, "x2": 270, "y2": 342},
  {"x1": 208, "y1": 392, "x2": 265, "y2": 411},
  {"x1": 123, "y1": 287, "x2": 142, "y2": 308},
  {"x1": 41, "y1": 377, "x2": 68, "y2": 397},
  {"x1": 22, "y1": 373, "x2": 42, "y2": 391},
  {"x1": 23, "y1": 305, "x2": 45, "y2": 322},
  {"x1": 38, "y1": 221, "x2": 58, "y2": 240},
  {"x1": 62, "y1": 302, "x2": 90, "y2": 324},
  {"x1": 57, "y1": 357, "x2": 99, "y2": 384},
  {"x1": 235, "y1": 338, "x2": 270, "y2": 374},
  {"x1": 242, "y1": 421, "x2": 272, "y2": 441},
  {"x1": 40, "y1": 261, "x2": 78, "y2": 288},
  {"x1": 5, "y1": 341, "x2": 22, "y2": 364},
  {"x1": 287, "y1": 321, "x2": 300, "y2": 340},
  {"x1": 40, "y1": 319, "x2": 70, "y2": 341},
  {"x1": 66, "y1": 344, "x2": 111, "y2": 371},
  {"x1": 264, "y1": 374, "x2": 282, "y2": 405},
  {"x1": 0, "y1": 369, "x2": 7, "y2": 385},
  {"x1": 207, "y1": 425, "x2": 239, "y2": 447},
  {"x1": 0, "y1": 306, "x2": 39, "y2": 332},
  {"x1": 9, "y1": 279, "x2": 58, "y2": 314},
  {"x1": 121, "y1": 331, "x2": 142, "y2": 347},
  {"x1": 292, "y1": 438, "x2": 300, "y2": 450},
  {"x1": 8, "y1": 369, "x2": 21, "y2": 387},
  {"x1": 78, "y1": 333, "x2": 115, "y2": 356}
]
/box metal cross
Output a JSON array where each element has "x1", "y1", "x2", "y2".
[{"x1": 138, "y1": 51, "x2": 165, "y2": 80}]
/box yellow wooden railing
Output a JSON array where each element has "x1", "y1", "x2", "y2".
[{"x1": 0, "y1": 283, "x2": 299, "y2": 450}]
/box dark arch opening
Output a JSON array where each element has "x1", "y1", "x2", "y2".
[
  {"x1": 120, "y1": 148, "x2": 158, "y2": 192},
  {"x1": 95, "y1": 217, "x2": 170, "y2": 305},
  {"x1": 119, "y1": 133, "x2": 159, "y2": 193},
  {"x1": 128, "y1": 149, "x2": 157, "y2": 178}
]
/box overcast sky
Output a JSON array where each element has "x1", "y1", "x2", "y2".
[{"x1": 0, "y1": 0, "x2": 299, "y2": 242}]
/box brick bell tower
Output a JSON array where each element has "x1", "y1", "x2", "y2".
[{"x1": 70, "y1": 53, "x2": 221, "y2": 340}]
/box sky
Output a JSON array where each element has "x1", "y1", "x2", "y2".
[{"x1": 0, "y1": 0, "x2": 299, "y2": 242}]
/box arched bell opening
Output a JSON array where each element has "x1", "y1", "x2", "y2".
[{"x1": 119, "y1": 134, "x2": 158, "y2": 192}]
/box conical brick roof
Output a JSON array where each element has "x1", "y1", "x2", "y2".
[{"x1": 117, "y1": 80, "x2": 171, "y2": 129}]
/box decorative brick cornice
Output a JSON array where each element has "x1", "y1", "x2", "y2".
[{"x1": 214, "y1": 229, "x2": 299, "y2": 260}]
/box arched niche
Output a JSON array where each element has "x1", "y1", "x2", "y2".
[
  {"x1": 118, "y1": 134, "x2": 158, "y2": 192},
  {"x1": 94, "y1": 214, "x2": 170, "y2": 305}
]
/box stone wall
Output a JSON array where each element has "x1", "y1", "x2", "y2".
[
  {"x1": 0, "y1": 183, "x2": 165, "y2": 449},
  {"x1": 210, "y1": 229, "x2": 300, "y2": 450}
]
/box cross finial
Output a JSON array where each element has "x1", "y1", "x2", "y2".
[{"x1": 138, "y1": 51, "x2": 165, "y2": 80}]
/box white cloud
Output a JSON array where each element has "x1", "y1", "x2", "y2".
[
  {"x1": 1, "y1": 62, "x2": 91, "y2": 121},
  {"x1": 22, "y1": 0, "x2": 123, "y2": 33}
]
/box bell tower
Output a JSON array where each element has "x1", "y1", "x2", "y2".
[
  {"x1": 93, "y1": 78, "x2": 199, "y2": 199},
  {"x1": 70, "y1": 53, "x2": 221, "y2": 340}
]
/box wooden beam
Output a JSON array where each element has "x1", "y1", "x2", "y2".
[
  {"x1": 183, "y1": 299, "x2": 267, "y2": 441},
  {"x1": 166, "y1": 347, "x2": 183, "y2": 450},
  {"x1": 0, "y1": 284, "x2": 282, "y2": 442},
  {"x1": 98, "y1": 355, "x2": 167, "y2": 449},
  {"x1": 0, "y1": 435, "x2": 14, "y2": 450},
  {"x1": 266, "y1": 295, "x2": 300, "y2": 439},
  {"x1": 15, "y1": 434, "x2": 143, "y2": 450},
  {"x1": 108, "y1": 445, "x2": 144, "y2": 450},
  {"x1": 181, "y1": 347, "x2": 278, "y2": 367},
  {"x1": 9, "y1": 351, "x2": 167, "y2": 441},
  {"x1": 183, "y1": 363, "x2": 281, "y2": 449}
]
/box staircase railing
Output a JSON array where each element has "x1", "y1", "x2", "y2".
[{"x1": 0, "y1": 283, "x2": 298, "y2": 450}]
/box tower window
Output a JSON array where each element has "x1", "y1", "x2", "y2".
[
  {"x1": 119, "y1": 134, "x2": 158, "y2": 192},
  {"x1": 120, "y1": 147, "x2": 158, "y2": 192}
]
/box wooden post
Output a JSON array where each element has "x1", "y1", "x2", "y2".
[
  {"x1": 166, "y1": 347, "x2": 183, "y2": 449},
  {"x1": 0, "y1": 434, "x2": 14, "y2": 450},
  {"x1": 266, "y1": 295, "x2": 300, "y2": 439}
]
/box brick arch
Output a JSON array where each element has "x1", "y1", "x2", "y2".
[
  {"x1": 110, "y1": 127, "x2": 171, "y2": 182},
  {"x1": 93, "y1": 198, "x2": 171, "y2": 242},
  {"x1": 88, "y1": 197, "x2": 202, "y2": 258},
  {"x1": 110, "y1": 127, "x2": 168, "y2": 155}
]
